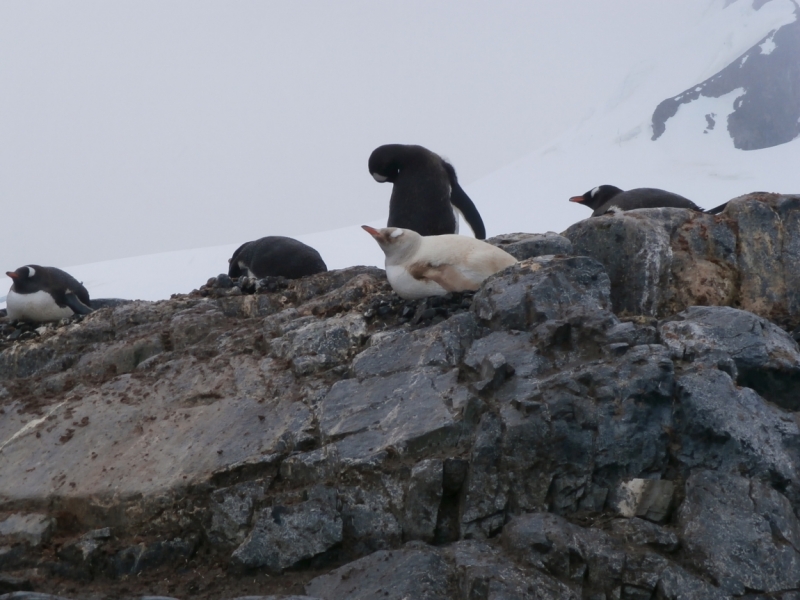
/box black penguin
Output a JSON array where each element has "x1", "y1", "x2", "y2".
[
  {"x1": 5, "y1": 265, "x2": 93, "y2": 323},
  {"x1": 228, "y1": 236, "x2": 327, "y2": 279},
  {"x1": 569, "y1": 185, "x2": 704, "y2": 217},
  {"x1": 368, "y1": 144, "x2": 486, "y2": 239}
]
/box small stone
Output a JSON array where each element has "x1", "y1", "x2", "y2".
[{"x1": 612, "y1": 479, "x2": 674, "y2": 523}]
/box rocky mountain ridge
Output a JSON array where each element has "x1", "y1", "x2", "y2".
[{"x1": 1, "y1": 193, "x2": 799, "y2": 599}]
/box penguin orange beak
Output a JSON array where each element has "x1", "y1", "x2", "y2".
[
  {"x1": 361, "y1": 225, "x2": 382, "y2": 239},
  {"x1": 6, "y1": 271, "x2": 18, "y2": 280},
  {"x1": 569, "y1": 196, "x2": 585, "y2": 204}
]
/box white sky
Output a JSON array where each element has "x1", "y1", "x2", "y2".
[{"x1": 0, "y1": 0, "x2": 704, "y2": 270}]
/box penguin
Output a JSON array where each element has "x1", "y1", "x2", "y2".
[
  {"x1": 368, "y1": 144, "x2": 487, "y2": 239},
  {"x1": 569, "y1": 185, "x2": 705, "y2": 217},
  {"x1": 228, "y1": 236, "x2": 327, "y2": 279},
  {"x1": 5, "y1": 265, "x2": 93, "y2": 323},
  {"x1": 362, "y1": 225, "x2": 516, "y2": 299}
]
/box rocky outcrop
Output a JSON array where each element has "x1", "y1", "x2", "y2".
[
  {"x1": 1, "y1": 200, "x2": 800, "y2": 599},
  {"x1": 564, "y1": 192, "x2": 800, "y2": 329}
]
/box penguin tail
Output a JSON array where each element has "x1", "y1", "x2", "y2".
[{"x1": 705, "y1": 201, "x2": 729, "y2": 215}]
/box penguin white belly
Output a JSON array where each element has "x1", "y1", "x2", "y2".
[
  {"x1": 6, "y1": 289, "x2": 73, "y2": 322},
  {"x1": 386, "y1": 265, "x2": 447, "y2": 300}
]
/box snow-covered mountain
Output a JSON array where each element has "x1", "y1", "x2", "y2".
[{"x1": 3, "y1": 0, "x2": 798, "y2": 308}]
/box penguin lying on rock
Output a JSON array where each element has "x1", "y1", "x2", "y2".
[
  {"x1": 570, "y1": 185, "x2": 729, "y2": 216},
  {"x1": 5, "y1": 265, "x2": 93, "y2": 322},
  {"x1": 369, "y1": 144, "x2": 486, "y2": 239},
  {"x1": 362, "y1": 225, "x2": 515, "y2": 299},
  {"x1": 228, "y1": 236, "x2": 327, "y2": 280}
]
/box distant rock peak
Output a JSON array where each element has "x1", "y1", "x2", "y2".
[{"x1": 651, "y1": 5, "x2": 800, "y2": 150}]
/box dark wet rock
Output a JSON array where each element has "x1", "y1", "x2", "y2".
[
  {"x1": 500, "y1": 344, "x2": 674, "y2": 514},
  {"x1": 0, "y1": 576, "x2": 33, "y2": 594},
  {"x1": 206, "y1": 480, "x2": 267, "y2": 548},
  {"x1": 113, "y1": 536, "x2": 198, "y2": 576},
  {"x1": 304, "y1": 543, "x2": 452, "y2": 600},
  {"x1": 339, "y1": 486, "x2": 401, "y2": 555},
  {"x1": 445, "y1": 539, "x2": 578, "y2": 600},
  {"x1": 677, "y1": 470, "x2": 800, "y2": 595},
  {"x1": 607, "y1": 518, "x2": 679, "y2": 552},
  {"x1": 471, "y1": 255, "x2": 611, "y2": 331},
  {"x1": 661, "y1": 305, "x2": 800, "y2": 409},
  {"x1": 401, "y1": 459, "x2": 443, "y2": 543},
  {"x1": 485, "y1": 232, "x2": 574, "y2": 261},
  {"x1": 231, "y1": 487, "x2": 342, "y2": 572},
  {"x1": 674, "y1": 369, "x2": 800, "y2": 503},
  {"x1": 0, "y1": 594, "x2": 70, "y2": 600}
]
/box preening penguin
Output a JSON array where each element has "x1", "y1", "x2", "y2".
[
  {"x1": 368, "y1": 144, "x2": 486, "y2": 239},
  {"x1": 362, "y1": 225, "x2": 515, "y2": 299},
  {"x1": 5, "y1": 265, "x2": 93, "y2": 323},
  {"x1": 569, "y1": 185, "x2": 704, "y2": 217},
  {"x1": 228, "y1": 236, "x2": 327, "y2": 279}
]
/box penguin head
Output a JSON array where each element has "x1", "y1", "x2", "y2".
[
  {"x1": 362, "y1": 225, "x2": 421, "y2": 260},
  {"x1": 6, "y1": 265, "x2": 40, "y2": 291},
  {"x1": 569, "y1": 185, "x2": 624, "y2": 211},
  {"x1": 368, "y1": 144, "x2": 406, "y2": 183}
]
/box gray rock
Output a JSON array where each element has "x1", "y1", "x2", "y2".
[
  {"x1": 231, "y1": 486, "x2": 342, "y2": 572},
  {"x1": 113, "y1": 536, "x2": 197, "y2": 576},
  {"x1": 402, "y1": 459, "x2": 443, "y2": 542},
  {"x1": 0, "y1": 575, "x2": 33, "y2": 594},
  {"x1": 339, "y1": 486, "x2": 401, "y2": 555},
  {"x1": 270, "y1": 313, "x2": 367, "y2": 375},
  {"x1": 0, "y1": 513, "x2": 54, "y2": 547},
  {"x1": 607, "y1": 518, "x2": 679, "y2": 552},
  {"x1": 661, "y1": 305, "x2": 800, "y2": 409},
  {"x1": 206, "y1": 480, "x2": 267, "y2": 547},
  {"x1": 352, "y1": 313, "x2": 476, "y2": 379},
  {"x1": 655, "y1": 564, "x2": 729, "y2": 600},
  {"x1": 500, "y1": 344, "x2": 674, "y2": 513},
  {"x1": 675, "y1": 369, "x2": 800, "y2": 503},
  {"x1": 485, "y1": 232, "x2": 574, "y2": 261},
  {"x1": 461, "y1": 413, "x2": 506, "y2": 534},
  {"x1": 304, "y1": 543, "x2": 452, "y2": 600},
  {"x1": 319, "y1": 368, "x2": 465, "y2": 460},
  {"x1": 446, "y1": 539, "x2": 578, "y2": 600},
  {"x1": 472, "y1": 255, "x2": 611, "y2": 331},
  {"x1": 677, "y1": 470, "x2": 800, "y2": 595}
]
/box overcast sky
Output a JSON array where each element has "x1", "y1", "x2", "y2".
[{"x1": 1, "y1": 1, "x2": 697, "y2": 270}]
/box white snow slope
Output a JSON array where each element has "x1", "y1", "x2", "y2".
[{"x1": 2, "y1": 0, "x2": 798, "y2": 307}]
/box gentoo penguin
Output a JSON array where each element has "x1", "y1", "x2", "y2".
[
  {"x1": 5, "y1": 265, "x2": 93, "y2": 323},
  {"x1": 228, "y1": 236, "x2": 327, "y2": 279},
  {"x1": 569, "y1": 185, "x2": 704, "y2": 217},
  {"x1": 362, "y1": 225, "x2": 516, "y2": 299},
  {"x1": 368, "y1": 144, "x2": 487, "y2": 239}
]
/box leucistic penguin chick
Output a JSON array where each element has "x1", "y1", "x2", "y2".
[
  {"x1": 368, "y1": 144, "x2": 486, "y2": 239},
  {"x1": 5, "y1": 265, "x2": 93, "y2": 323},
  {"x1": 362, "y1": 226, "x2": 516, "y2": 299},
  {"x1": 228, "y1": 236, "x2": 327, "y2": 279}
]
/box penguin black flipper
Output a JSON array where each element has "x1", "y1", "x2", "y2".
[
  {"x1": 63, "y1": 292, "x2": 94, "y2": 315},
  {"x1": 443, "y1": 162, "x2": 486, "y2": 239}
]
